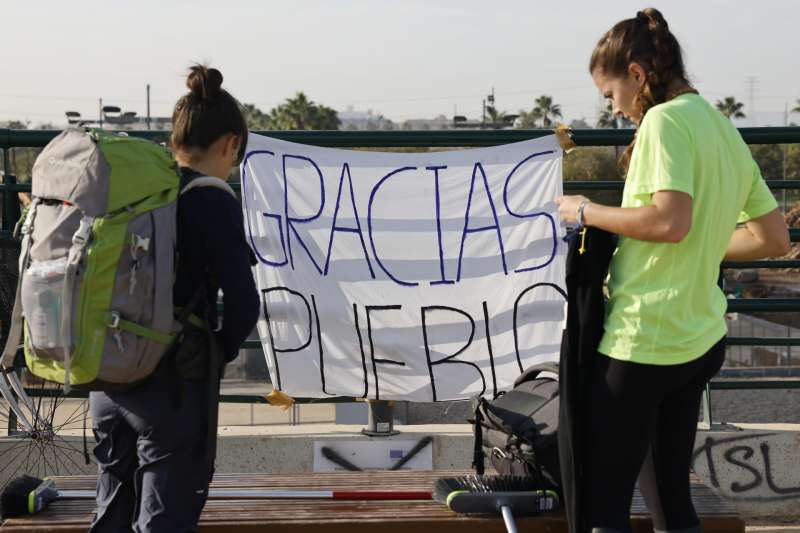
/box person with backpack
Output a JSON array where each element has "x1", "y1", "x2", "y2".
[
  {"x1": 89, "y1": 65, "x2": 259, "y2": 532},
  {"x1": 555, "y1": 9, "x2": 790, "y2": 533}
]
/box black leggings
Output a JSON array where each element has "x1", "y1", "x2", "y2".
[{"x1": 582, "y1": 338, "x2": 726, "y2": 533}]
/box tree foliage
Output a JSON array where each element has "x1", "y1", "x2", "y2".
[
  {"x1": 596, "y1": 101, "x2": 633, "y2": 128},
  {"x1": 516, "y1": 108, "x2": 543, "y2": 128},
  {"x1": 534, "y1": 95, "x2": 562, "y2": 128},
  {"x1": 266, "y1": 92, "x2": 340, "y2": 130},
  {"x1": 240, "y1": 103, "x2": 270, "y2": 130},
  {"x1": 240, "y1": 93, "x2": 340, "y2": 131},
  {"x1": 515, "y1": 95, "x2": 562, "y2": 128},
  {"x1": 716, "y1": 96, "x2": 746, "y2": 119}
]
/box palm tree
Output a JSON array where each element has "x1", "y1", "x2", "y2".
[
  {"x1": 240, "y1": 103, "x2": 270, "y2": 130},
  {"x1": 266, "y1": 92, "x2": 341, "y2": 130},
  {"x1": 597, "y1": 102, "x2": 616, "y2": 128},
  {"x1": 516, "y1": 108, "x2": 543, "y2": 128},
  {"x1": 484, "y1": 105, "x2": 508, "y2": 128},
  {"x1": 534, "y1": 95, "x2": 562, "y2": 128},
  {"x1": 716, "y1": 97, "x2": 746, "y2": 120},
  {"x1": 596, "y1": 101, "x2": 633, "y2": 128}
]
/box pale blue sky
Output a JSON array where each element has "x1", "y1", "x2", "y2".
[{"x1": 2, "y1": 0, "x2": 799, "y2": 127}]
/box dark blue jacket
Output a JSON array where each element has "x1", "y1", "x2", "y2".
[{"x1": 174, "y1": 168, "x2": 260, "y2": 361}]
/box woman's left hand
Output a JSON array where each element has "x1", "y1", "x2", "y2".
[{"x1": 555, "y1": 195, "x2": 590, "y2": 225}]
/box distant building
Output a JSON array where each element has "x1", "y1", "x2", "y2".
[
  {"x1": 400, "y1": 114, "x2": 452, "y2": 130},
  {"x1": 337, "y1": 107, "x2": 395, "y2": 130}
]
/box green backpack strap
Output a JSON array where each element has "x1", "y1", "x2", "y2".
[{"x1": 61, "y1": 215, "x2": 95, "y2": 393}]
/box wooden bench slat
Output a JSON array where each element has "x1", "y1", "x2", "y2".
[{"x1": 0, "y1": 471, "x2": 743, "y2": 533}]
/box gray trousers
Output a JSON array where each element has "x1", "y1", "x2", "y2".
[{"x1": 89, "y1": 365, "x2": 213, "y2": 533}]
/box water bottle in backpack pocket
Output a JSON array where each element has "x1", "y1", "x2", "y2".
[{"x1": 20, "y1": 257, "x2": 71, "y2": 353}]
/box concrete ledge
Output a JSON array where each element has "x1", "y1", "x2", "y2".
[{"x1": 215, "y1": 424, "x2": 474, "y2": 473}]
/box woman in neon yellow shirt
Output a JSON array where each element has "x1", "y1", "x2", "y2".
[{"x1": 556, "y1": 8, "x2": 790, "y2": 533}]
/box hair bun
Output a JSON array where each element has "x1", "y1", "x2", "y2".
[
  {"x1": 637, "y1": 8, "x2": 668, "y2": 32},
  {"x1": 186, "y1": 64, "x2": 224, "y2": 100}
]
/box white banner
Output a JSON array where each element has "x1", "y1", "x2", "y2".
[{"x1": 241, "y1": 133, "x2": 566, "y2": 401}]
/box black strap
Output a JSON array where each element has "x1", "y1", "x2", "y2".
[
  {"x1": 82, "y1": 408, "x2": 91, "y2": 465},
  {"x1": 472, "y1": 400, "x2": 486, "y2": 475},
  {"x1": 176, "y1": 285, "x2": 208, "y2": 329},
  {"x1": 204, "y1": 329, "x2": 224, "y2": 475},
  {"x1": 166, "y1": 285, "x2": 208, "y2": 409}
]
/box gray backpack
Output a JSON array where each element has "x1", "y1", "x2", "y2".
[
  {"x1": 0, "y1": 127, "x2": 235, "y2": 392},
  {"x1": 472, "y1": 363, "x2": 561, "y2": 489}
]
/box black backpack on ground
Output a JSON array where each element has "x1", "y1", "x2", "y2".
[{"x1": 471, "y1": 362, "x2": 561, "y2": 490}]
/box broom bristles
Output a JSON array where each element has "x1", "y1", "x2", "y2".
[
  {"x1": 433, "y1": 474, "x2": 559, "y2": 516},
  {"x1": 433, "y1": 475, "x2": 543, "y2": 502},
  {"x1": 1, "y1": 475, "x2": 44, "y2": 519}
]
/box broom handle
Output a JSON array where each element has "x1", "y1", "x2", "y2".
[
  {"x1": 500, "y1": 505, "x2": 518, "y2": 533},
  {"x1": 56, "y1": 489, "x2": 432, "y2": 500}
]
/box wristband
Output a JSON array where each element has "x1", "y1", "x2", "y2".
[{"x1": 576, "y1": 200, "x2": 589, "y2": 227}]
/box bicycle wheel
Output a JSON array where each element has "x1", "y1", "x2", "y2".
[{"x1": 0, "y1": 369, "x2": 93, "y2": 491}]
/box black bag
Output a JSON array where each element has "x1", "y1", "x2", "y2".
[{"x1": 471, "y1": 362, "x2": 561, "y2": 489}]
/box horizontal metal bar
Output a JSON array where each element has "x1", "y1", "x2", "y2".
[
  {"x1": 727, "y1": 298, "x2": 800, "y2": 312},
  {"x1": 710, "y1": 379, "x2": 800, "y2": 390},
  {"x1": 727, "y1": 337, "x2": 800, "y2": 346},
  {"x1": 20, "y1": 380, "x2": 800, "y2": 404},
  {"x1": 238, "y1": 288, "x2": 800, "y2": 320},
  {"x1": 0, "y1": 182, "x2": 30, "y2": 193},
  {"x1": 563, "y1": 180, "x2": 800, "y2": 191},
  {"x1": 3, "y1": 126, "x2": 800, "y2": 149},
  {"x1": 217, "y1": 394, "x2": 356, "y2": 404},
  {"x1": 722, "y1": 260, "x2": 800, "y2": 269},
  {"x1": 4, "y1": 178, "x2": 800, "y2": 196},
  {"x1": 563, "y1": 181, "x2": 623, "y2": 191},
  {"x1": 18, "y1": 387, "x2": 360, "y2": 405},
  {"x1": 764, "y1": 180, "x2": 800, "y2": 190},
  {"x1": 236, "y1": 299, "x2": 800, "y2": 316},
  {"x1": 243, "y1": 337, "x2": 800, "y2": 349}
]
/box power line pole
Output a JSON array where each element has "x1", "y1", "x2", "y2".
[
  {"x1": 746, "y1": 76, "x2": 757, "y2": 126},
  {"x1": 146, "y1": 84, "x2": 151, "y2": 131},
  {"x1": 783, "y1": 101, "x2": 788, "y2": 210}
]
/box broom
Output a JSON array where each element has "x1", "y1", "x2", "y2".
[
  {"x1": 0, "y1": 475, "x2": 432, "y2": 519},
  {"x1": 434, "y1": 475, "x2": 559, "y2": 533}
]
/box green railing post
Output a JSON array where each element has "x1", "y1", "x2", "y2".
[
  {"x1": 701, "y1": 384, "x2": 713, "y2": 429},
  {"x1": 1, "y1": 147, "x2": 14, "y2": 234}
]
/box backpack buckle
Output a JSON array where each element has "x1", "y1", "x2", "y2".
[
  {"x1": 491, "y1": 447, "x2": 509, "y2": 459},
  {"x1": 72, "y1": 217, "x2": 94, "y2": 246}
]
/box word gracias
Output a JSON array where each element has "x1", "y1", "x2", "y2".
[{"x1": 242, "y1": 149, "x2": 559, "y2": 287}]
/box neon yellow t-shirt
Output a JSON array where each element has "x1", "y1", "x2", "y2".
[{"x1": 598, "y1": 93, "x2": 778, "y2": 365}]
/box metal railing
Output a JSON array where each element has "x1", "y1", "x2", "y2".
[{"x1": 3, "y1": 127, "x2": 800, "y2": 425}]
